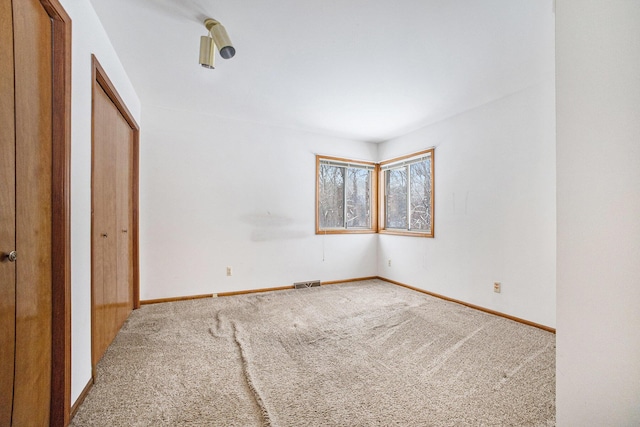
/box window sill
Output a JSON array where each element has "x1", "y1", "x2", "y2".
[
  {"x1": 316, "y1": 229, "x2": 378, "y2": 235},
  {"x1": 378, "y1": 229, "x2": 433, "y2": 238}
]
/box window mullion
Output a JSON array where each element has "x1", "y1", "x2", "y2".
[
  {"x1": 343, "y1": 167, "x2": 348, "y2": 229},
  {"x1": 385, "y1": 171, "x2": 390, "y2": 229},
  {"x1": 406, "y1": 165, "x2": 411, "y2": 230}
]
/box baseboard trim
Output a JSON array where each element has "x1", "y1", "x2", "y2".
[
  {"x1": 140, "y1": 279, "x2": 376, "y2": 302},
  {"x1": 70, "y1": 377, "x2": 94, "y2": 419},
  {"x1": 321, "y1": 276, "x2": 378, "y2": 285},
  {"x1": 217, "y1": 277, "x2": 378, "y2": 297},
  {"x1": 218, "y1": 285, "x2": 294, "y2": 297},
  {"x1": 377, "y1": 276, "x2": 555, "y2": 333},
  {"x1": 140, "y1": 293, "x2": 215, "y2": 305}
]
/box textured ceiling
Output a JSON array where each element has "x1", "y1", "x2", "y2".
[{"x1": 89, "y1": 0, "x2": 554, "y2": 142}]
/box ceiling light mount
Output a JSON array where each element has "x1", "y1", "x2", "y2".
[{"x1": 199, "y1": 18, "x2": 236, "y2": 69}]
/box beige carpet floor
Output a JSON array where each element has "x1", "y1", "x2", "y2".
[{"x1": 71, "y1": 279, "x2": 555, "y2": 426}]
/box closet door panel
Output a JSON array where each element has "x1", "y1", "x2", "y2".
[
  {"x1": 92, "y1": 84, "x2": 118, "y2": 366},
  {"x1": 12, "y1": 0, "x2": 53, "y2": 423},
  {"x1": 115, "y1": 111, "x2": 133, "y2": 331},
  {"x1": 0, "y1": 0, "x2": 16, "y2": 422}
]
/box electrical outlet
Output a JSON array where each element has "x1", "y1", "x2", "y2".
[
  {"x1": 494, "y1": 282, "x2": 501, "y2": 293},
  {"x1": 226, "y1": 266, "x2": 232, "y2": 276},
  {"x1": 388, "y1": 259, "x2": 392, "y2": 267}
]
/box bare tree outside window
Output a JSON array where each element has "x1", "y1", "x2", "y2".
[
  {"x1": 316, "y1": 151, "x2": 431, "y2": 236},
  {"x1": 317, "y1": 156, "x2": 375, "y2": 233},
  {"x1": 386, "y1": 168, "x2": 407, "y2": 229},
  {"x1": 319, "y1": 165, "x2": 345, "y2": 229},
  {"x1": 346, "y1": 168, "x2": 370, "y2": 228},
  {"x1": 381, "y1": 149, "x2": 434, "y2": 236},
  {"x1": 409, "y1": 159, "x2": 431, "y2": 231}
]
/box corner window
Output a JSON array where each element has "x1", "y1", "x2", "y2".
[
  {"x1": 316, "y1": 156, "x2": 377, "y2": 234},
  {"x1": 379, "y1": 149, "x2": 434, "y2": 237}
]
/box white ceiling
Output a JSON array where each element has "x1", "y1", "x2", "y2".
[{"x1": 89, "y1": 0, "x2": 554, "y2": 143}]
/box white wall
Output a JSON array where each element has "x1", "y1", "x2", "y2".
[
  {"x1": 139, "y1": 105, "x2": 378, "y2": 300},
  {"x1": 376, "y1": 79, "x2": 556, "y2": 328},
  {"x1": 59, "y1": 0, "x2": 141, "y2": 404},
  {"x1": 556, "y1": 1, "x2": 640, "y2": 425}
]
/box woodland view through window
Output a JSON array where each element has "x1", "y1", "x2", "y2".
[
  {"x1": 380, "y1": 149, "x2": 434, "y2": 237},
  {"x1": 316, "y1": 156, "x2": 376, "y2": 233},
  {"x1": 316, "y1": 149, "x2": 433, "y2": 237}
]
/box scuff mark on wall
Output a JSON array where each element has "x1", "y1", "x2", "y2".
[{"x1": 241, "y1": 211, "x2": 309, "y2": 242}]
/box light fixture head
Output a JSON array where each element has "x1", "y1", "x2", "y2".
[
  {"x1": 199, "y1": 35, "x2": 215, "y2": 69},
  {"x1": 203, "y1": 18, "x2": 236, "y2": 61}
]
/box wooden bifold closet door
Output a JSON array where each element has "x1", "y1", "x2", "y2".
[
  {"x1": 91, "y1": 64, "x2": 136, "y2": 368},
  {"x1": 1, "y1": 0, "x2": 55, "y2": 424},
  {"x1": 2, "y1": 0, "x2": 70, "y2": 423}
]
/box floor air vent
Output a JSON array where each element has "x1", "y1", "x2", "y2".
[{"x1": 294, "y1": 280, "x2": 321, "y2": 289}]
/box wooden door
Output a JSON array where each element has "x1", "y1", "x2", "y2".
[
  {"x1": 0, "y1": 0, "x2": 17, "y2": 422},
  {"x1": 0, "y1": 0, "x2": 54, "y2": 424},
  {"x1": 115, "y1": 111, "x2": 134, "y2": 332},
  {"x1": 12, "y1": 0, "x2": 53, "y2": 420},
  {"x1": 91, "y1": 65, "x2": 136, "y2": 368},
  {"x1": 92, "y1": 83, "x2": 118, "y2": 367}
]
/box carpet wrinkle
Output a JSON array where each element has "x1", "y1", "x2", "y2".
[
  {"x1": 371, "y1": 316, "x2": 412, "y2": 345},
  {"x1": 414, "y1": 334, "x2": 446, "y2": 355},
  {"x1": 231, "y1": 321, "x2": 275, "y2": 427},
  {"x1": 71, "y1": 280, "x2": 555, "y2": 426},
  {"x1": 426, "y1": 318, "x2": 498, "y2": 373},
  {"x1": 72, "y1": 299, "x2": 265, "y2": 426},
  {"x1": 208, "y1": 311, "x2": 230, "y2": 338}
]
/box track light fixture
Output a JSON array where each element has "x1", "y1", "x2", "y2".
[{"x1": 199, "y1": 18, "x2": 235, "y2": 69}]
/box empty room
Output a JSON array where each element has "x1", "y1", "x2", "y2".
[{"x1": 1, "y1": 0, "x2": 638, "y2": 426}]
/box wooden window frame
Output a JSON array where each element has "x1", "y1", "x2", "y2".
[
  {"x1": 315, "y1": 155, "x2": 378, "y2": 235},
  {"x1": 378, "y1": 149, "x2": 435, "y2": 238}
]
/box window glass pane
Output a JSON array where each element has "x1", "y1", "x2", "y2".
[
  {"x1": 410, "y1": 159, "x2": 431, "y2": 231},
  {"x1": 386, "y1": 167, "x2": 407, "y2": 229},
  {"x1": 319, "y1": 165, "x2": 345, "y2": 228},
  {"x1": 346, "y1": 168, "x2": 370, "y2": 228}
]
